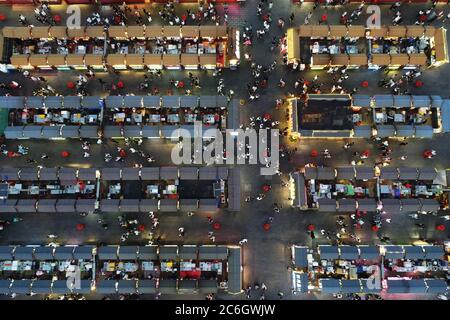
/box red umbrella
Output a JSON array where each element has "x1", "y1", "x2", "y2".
[
  {"x1": 76, "y1": 223, "x2": 85, "y2": 231},
  {"x1": 0, "y1": 14, "x2": 6, "y2": 21},
  {"x1": 361, "y1": 81, "x2": 369, "y2": 88},
  {"x1": 53, "y1": 15, "x2": 61, "y2": 23},
  {"x1": 177, "y1": 81, "x2": 185, "y2": 88},
  {"x1": 262, "y1": 185, "x2": 271, "y2": 192},
  {"x1": 213, "y1": 222, "x2": 221, "y2": 230},
  {"x1": 415, "y1": 80, "x2": 423, "y2": 88},
  {"x1": 263, "y1": 113, "x2": 271, "y2": 120},
  {"x1": 117, "y1": 81, "x2": 124, "y2": 89},
  {"x1": 371, "y1": 225, "x2": 379, "y2": 232},
  {"x1": 61, "y1": 151, "x2": 70, "y2": 158},
  {"x1": 423, "y1": 150, "x2": 432, "y2": 158},
  {"x1": 436, "y1": 224, "x2": 446, "y2": 231},
  {"x1": 361, "y1": 150, "x2": 370, "y2": 158},
  {"x1": 321, "y1": 14, "x2": 328, "y2": 22},
  {"x1": 310, "y1": 149, "x2": 318, "y2": 157},
  {"x1": 119, "y1": 149, "x2": 127, "y2": 157},
  {"x1": 67, "y1": 81, "x2": 75, "y2": 89},
  {"x1": 307, "y1": 224, "x2": 315, "y2": 231},
  {"x1": 138, "y1": 224, "x2": 145, "y2": 232},
  {"x1": 263, "y1": 223, "x2": 271, "y2": 231}
]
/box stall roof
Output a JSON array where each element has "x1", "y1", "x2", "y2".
[
  {"x1": 34, "y1": 247, "x2": 54, "y2": 260},
  {"x1": 417, "y1": 167, "x2": 437, "y2": 180},
  {"x1": 159, "y1": 246, "x2": 178, "y2": 260},
  {"x1": 360, "y1": 279, "x2": 382, "y2": 293},
  {"x1": 228, "y1": 168, "x2": 241, "y2": 212},
  {"x1": 0, "y1": 199, "x2": 17, "y2": 214},
  {"x1": 352, "y1": 94, "x2": 371, "y2": 107},
  {"x1": 395, "y1": 125, "x2": 415, "y2": 138},
  {"x1": 217, "y1": 167, "x2": 228, "y2": 180},
  {"x1": 160, "y1": 167, "x2": 178, "y2": 180},
  {"x1": 358, "y1": 246, "x2": 380, "y2": 260},
  {"x1": 311, "y1": 54, "x2": 331, "y2": 66},
  {"x1": 411, "y1": 95, "x2": 431, "y2": 108},
  {"x1": 140, "y1": 167, "x2": 160, "y2": 180},
  {"x1": 127, "y1": 26, "x2": 145, "y2": 38},
  {"x1": 330, "y1": 54, "x2": 349, "y2": 66},
  {"x1": 380, "y1": 167, "x2": 398, "y2": 180},
  {"x1": 400, "y1": 198, "x2": 421, "y2": 212},
  {"x1": 347, "y1": 25, "x2": 366, "y2": 37},
  {"x1": 117, "y1": 280, "x2": 137, "y2": 294},
  {"x1": 293, "y1": 172, "x2": 307, "y2": 208},
  {"x1": 368, "y1": 26, "x2": 388, "y2": 37},
  {"x1": 179, "y1": 199, "x2": 198, "y2": 211},
  {"x1": 403, "y1": 246, "x2": 425, "y2": 260},
  {"x1": 72, "y1": 246, "x2": 94, "y2": 260},
  {"x1": 199, "y1": 54, "x2": 217, "y2": 66},
  {"x1": 61, "y1": 125, "x2": 79, "y2": 138},
  {"x1": 162, "y1": 96, "x2": 180, "y2": 109},
  {"x1": 37, "y1": 199, "x2": 57, "y2": 213},
  {"x1": 373, "y1": 95, "x2": 394, "y2": 108},
  {"x1": 138, "y1": 246, "x2": 158, "y2": 260},
  {"x1": 329, "y1": 25, "x2": 348, "y2": 37},
  {"x1": 75, "y1": 199, "x2": 96, "y2": 213},
  {"x1": 425, "y1": 279, "x2": 448, "y2": 293},
  {"x1": 181, "y1": 54, "x2": 199, "y2": 66},
  {"x1": 341, "y1": 280, "x2": 361, "y2": 293},
  {"x1": 179, "y1": 246, "x2": 198, "y2": 260},
  {"x1": 336, "y1": 167, "x2": 355, "y2": 180},
  {"x1": 108, "y1": 25, "x2": 127, "y2": 38},
  {"x1": 198, "y1": 199, "x2": 219, "y2": 212},
  {"x1": 178, "y1": 279, "x2": 198, "y2": 292},
  {"x1": 159, "y1": 199, "x2": 178, "y2": 212},
  {"x1": 311, "y1": 25, "x2": 329, "y2": 37},
  {"x1": 107, "y1": 54, "x2": 125, "y2": 66},
  {"x1": 0, "y1": 246, "x2": 14, "y2": 260},
  {"x1": 53, "y1": 246, "x2": 74, "y2": 260},
  {"x1": 29, "y1": 55, "x2": 48, "y2": 66},
  {"x1": 198, "y1": 280, "x2": 218, "y2": 294},
  {"x1": 0, "y1": 168, "x2": 19, "y2": 181},
  {"x1": 406, "y1": 25, "x2": 425, "y2": 37},
  {"x1": 293, "y1": 246, "x2": 308, "y2": 269},
  {"x1": 13, "y1": 246, "x2": 34, "y2": 260},
  {"x1": 381, "y1": 199, "x2": 402, "y2": 213},
  {"x1": 72, "y1": 280, "x2": 92, "y2": 294},
  {"x1": 16, "y1": 199, "x2": 37, "y2": 213},
  {"x1": 66, "y1": 54, "x2": 85, "y2": 66},
  {"x1": 26, "y1": 96, "x2": 44, "y2": 108},
  {"x1": 199, "y1": 96, "x2": 218, "y2": 109},
  {"x1": 2, "y1": 26, "x2": 15, "y2": 38},
  {"x1": 52, "y1": 280, "x2": 71, "y2": 294},
  {"x1": 121, "y1": 167, "x2": 140, "y2": 181},
  {"x1": 138, "y1": 279, "x2": 157, "y2": 294},
  {"x1": 318, "y1": 198, "x2": 337, "y2": 212},
  {"x1": 100, "y1": 199, "x2": 120, "y2": 212},
  {"x1": 376, "y1": 125, "x2": 395, "y2": 137},
  {"x1": 4, "y1": 126, "x2": 23, "y2": 139},
  {"x1": 0, "y1": 280, "x2": 11, "y2": 295},
  {"x1": 120, "y1": 199, "x2": 140, "y2": 212},
  {"x1": 397, "y1": 167, "x2": 418, "y2": 180},
  {"x1": 101, "y1": 168, "x2": 121, "y2": 180},
  {"x1": 431, "y1": 95, "x2": 443, "y2": 108},
  {"x1": 96, "y1": 281, "x2": 117, "y2": 294},
  {"x1": 39, "y1": 167, "x2": 58, "y2": 180},
  {"x1": 371, "y1": 53, "x2": 390, "y2": 65},
  {"x1": 158, "y1": 279, "x2": 177, "y2": 294},
  {"x1": 105, "y1": 96, "x2": 124, "y2": 109},
  {"x1": 141, "y1": 125, "x2": 160, "y2": 138},
  {"x1": 139, "y1": 199, "x2": 158, "y2": 212},
  {"x1": 316, "y1": 167, "x2": 335, "y2": 180},
  {"x1": 391, "y1": 54, "x2": 409, "y2": 66},
  {"x1": 320, "y1": 279, "x2": 341, "y2": 294},
  {"x1": 10, "y1": 280, "x2": 32, "y2": 294},
  {"x1": 126, "y1": 54, "x2": 143, "y2": 66},
  {"x1": 383, "y1": 245, "x2": 405, "y2": 259},
  {"x1": 22, "y1": 125, "x2": 43, "y2": 138},
  {"x1": 10, "y1": 55, "x2": 29, "y2": 67},
  {"x1": 47, "y1": 26, "x2": 67, "y2": 38},
  {"x1": 162, "y1": 54, "x2": 180, "y2": 66},
  {"x1": 47, "y1": 54, "x2": 66, "y2": 66},
  {"x1": 227, "y1": 247, "x2": 242, "y2": 294},
  {"x1": 59, "y1": 167, "x2": 77, "y2": 183},
  {"x1": 81, "y1": 96, "x2": 102, "y2": 109},
  {"x1": 78, "y1": 168, "x2": 97, "y2": 181},
  {"x1": 179, "y1": 167, "x2": 198, "y2": 180},
  {"x1": 422, "y1": 246, "x2": 444, "y2": 260},
  {"x1": 123, "y1": 95, "x2": 142, "y2": 109},
  {"x1": 142, "y1": 95, "x2": 161, "y2": 108},
  {"x1": 19, "y1": 167, "x2": 38, "y2": 181},
  {"x1": 67, "y1": 26, "x2": 86, "y2": 38},
  {"x1": 31, "y1": 26, "x2": 50, "y2": 38},
  {"x1": 356, "y1": 198, "x2": 377, "y2": 212},
  {"x1": 143, "y1": 54, "x2": 162, "y2": 65},
  {"x1": 408, "y1": 54, "x2": 428, "y2": 66},
  {"x1": 199, "y1": 167, "x2": 217, "y2": 180},
  {"x1": 388, "y1": 25, "x2": 407, "y2": 37},
  {"x1": 393, "y1": 95, "x2": 411, "y2": 108},
  {"x1": 337, "y1": 199, "x2": 356, "y2": 212},
  {"x1": 349, "y1": 54, "x2": 367, "y2": 65},
  {"x1": 414, "y1": 125, "x2": 434, "y2": 138},
  {"x1": 98, "y1": 246, "x2": 119, "y2": 260},
  {"x1": 55, "y1": 199, "x2": 76, "y2": 213},
  {"x1": 145, "y1": 25, "x2": 163, "y2": 38},
  {"x1": 180, "y1": 96, "x2": 199, "y2": 109},
  {"x1": 318, "y1": 245, "x2": 339, "y2": 260},
  {"x1": 0, "y1": 96, "x2": 24, "y2": 109},
  {"x1": 84, "y1": 54, "x2": 103, "y2": 66},
  {"x1": 419, "y1": 198, "x2": 440, "y2": 212},
  {"x1": 118, "y1": 246, "x2": 138, "y2": 260},
  {"x1": 340, "y1": 246, "x2": 359, "y2": 260},
  {"x1": 86, "y1": 26, "x2": 105, "y2": 38},
  {"x1": 198, "y1": 246, "x2": 228, "y2": 260}
]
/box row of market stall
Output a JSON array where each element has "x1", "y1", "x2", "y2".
[
  {"x1": 286, "y1": 25, "x2": 448, "y2": 68},
  {"x1": 0, "y1": 0, "x2": 244, "y2": 4}
]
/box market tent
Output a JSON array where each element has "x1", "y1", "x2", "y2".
[
  {"x1": 159, "y1": 245, "x2": 178, "y2": 260},
  {"x1": 101, "y1": 168, "x2": 121, "y2": 180},
  {"x1": 412, "y1": 95, "x2": 431, "y2": 108},
  {"x1": 179, "y1": 246, "x2": 198, "y2": 260},
  {"x1": 316, "y1": 167, "x2": 335, "y2": 180},
  {"x1": 65, "y1": 54, "x2": 85, "y2": 66},
  {"x1": 397, "y1": 167, "x2": 418, "y2": 180},
  {"x1": 358, "y1": 246, "x2": 380, "y2": 260},
  {"x1": 160, "y1": 167, "x2": 178, "y2": 180},
  {"x1": 336, "y1": 167, "x2": 355, "y2": 180},
  {"x1": 0, "y1": 168, "x2": 19, "y2": 181},
  {"x1": 59, "y1": 167, "x2": 77, "y2": 184},
  {"x1": 337, "y1": 199, "x2": 356, "y2": 212},
  {"x1": 387, "y1": 280, "x2": 409, "y2": 293},
  {"x1": 123, "y1": 95, "x2": 142, "y2": 108},
  {"x1": 72, "y1": 280, "x2": 92, "y2": 294},
  {"x1": 55, "y1": 199, "x2": 76, "y2": 213},
  {"x1": 179, "y1": 167, "x2": 198, "y2": 180},
  {"x1": 293, "y1": 246, "x2": 308, "y2": 269},
  {"x1": 383, "y1": 245, "x2": 405, "y2": 259},
  {"x1": 118, "y1": 246, "x2": 138, "y2": 260},
  {"x1": 341, "y1": 280, "x2": 361, "y2": 293},
  {"x1": 4, "y1": 126, "x2": 24, "y2": 139},
  {"x1": 381, "y1": 199, "x2": 401, "y2": 213},
  {"x1": 199, "y1": 96, "x2": 218, "y2": 109},
  {"x1": 13, "y1": 246, "x2": 34, "y2": 260},
  {"x1": 72, "y1": 246, "x2": 94, "y2": 260},
  {"x1": 96, "y1": 281, "x2": 117, "y2": 294},
  {"x1": 292, "y1": 172, "x2": 307, "y2": 208},
  {"x1": 75, "y1": 199, "x2": 96, "y2": 213},
  {"x1": 320, "y1": 279, "x2": 341, "y2": 294},
  {"x1": 198, "y1": 280, "x2": 218, "y2": 294},
  {"x1": 16, "y1": 199, "x2": 37, "y2": 213},
  {"x1": 31, "y1": 280, "x2": 52, "y2": 294},
  {"x1": 395, "y1": 125, "x2": 415, "y2": 138},
  {"x1": 339, "y1": 246, "x2": 359, "y2": 260},
  {"x1": 19, "y1": 167, "x2": 39, "y2": 181},
  {"x1": 227, "y1": 168, "x2": 241, "y2": 212},
  {"x1": 22, "y1": 125, "x2": 42, "y2": 138},
  {"x1": 117, "y1": 280, "x2": 137, "y2": 294},
  {"x1": 303, "y1": 167, "x2": 317, "y2": 180},
  {"x1": 318, "y1": 245, "x2": 339, "y2": 260},
  {"x1": 141, "y1": 126, "x2": 160, "y2": 138},
  {"x1": 360, "y1": 279, "x2": 382, "y2": 293},
  {"x1": 417, "y1": 167, "x2": 437, "y2": 180},
  {"x1": 77, "y1": 168, "x2": 97, "y2": 181},
  {"x1": 0, "y1": 96, "x2": 24, "y2": 108},
  {"x1": 400, "y1": 198, "x2": 421, "y2": 212},
  {"x1": 217, "y1": 96, "x2": 228, "y2": 108},
  {"x1": 179, "y1": 199, "x2": 198, "y2": 211},
  {"x1": 61, "y1": 125, "x2": 80, "y2": 138},
  {"x1": 139, "y1": 199, "x2": 158, "y2": 212},
  {"x1": 353, "y1": 126, "x2": 372, "y2": 138},
  {"x1": 26, "y1": 96, "x2": 44, "y2": 108},
  {"x1": 98, "y1": 246, "x2": 119, "y2": 260},
  {"x1": 53, "y1": 246, "x2": 74, "y2": 260},
  {"x1": 138, "y1": 246, "x2": 158, "y2": 260},
  {"x1": 422, "y1": 246, "x2": 444, "y2": 260},
  {"x1": 198, "y1": 199, "x2": 218, "y2": 212},
  {"x1": 356, "y1": 198, "x2": 377, "y2": 212},
  {"x1": 121, "y1": 167, "x2": 140, "y2": 181},
  {"x1": 0, "y1": 200, "x2": 17, "y2": 213},
  {"x1": 419, "y1": 198, "x2": 440, "y2": 212},
  {"x1": 10, "y1": 280, "x2": 32, "y2": 294},
  {"x1": 380, "y1": 167, "x2": 398, "y2": 180},
  {"x1": 217, "y1": 167, "x2": 228, "y2": 180},
  {"x1": 37, "y1": 199, "x2": 57, "y2": 213},
  {"x1": 178, "y1": 280, "x2": 198, "y2": 293},
  {"x1": 0, "y1": 280, "x2": 11, "y2": 295},
  {"x1": 430, "y1": 95, "x2": 443, "y2": 108},
  {"x1": 103, "y1": 126, "x2": 123, "y2": 138},
  {"x1": 123, "y1": 126, "x2": 142, "y2": 138},
  {"x1": 81, "y1": 96, "x2": 102, "y2": 109},
  {"x1": 199, "y1": 167, "x2": 217, "y2": 180},
  {"x1": 159, "y1": 199, "x2": 178, "y2": 212},
  {"x1": 227, "y1": 247, "x2": 242, "y2": 294},
  {"x1": 108, "y1": 25, "x2": 127, "y2": 38},
  {"x1": 142, "y1": 96, "x2": 161, "y2": 108},
  {"x1": 0, "y1": 246, "x2": 14, "y2": 260},
  {"x1": 197, "y1": 246, "x2": 228, "y2": 260},
  {"x1": 86, "y1": 26, "x2": 105, "y2": 38},
  {"x1": 425, "y1": 279, "x2": 448, "y2": 293},
  {"x1": 140, "y1": 167, "x2": 160, "y2": 180},
  {"x1": 393, "y1": 95, "x2": 412, "y2": 109},
  {"x1": 120, "y1": 199, "x2": 140, "y2": 212},
  {"x1": 317, "y1": 198, "x2": 337, "y2": 211},
  {"x1": 63, "y1": 96, "x2": 82, "y2": 109},
  {"x1": 39, "y1": 167, "x2": 58, "y2": 181},
  {"x1": 160, "y1": 125, "x2": 179, "y2": 139},
  {"x1": 79, "y1": 126, "x2": 99, "y2": 138},
  {"x1": 158, "y1": 279, "x2": 177, "y2": 294},
  {"x1": 52, "y1": 280, "x2": 71, "y2": 294},
  {"x1": 41, "y1": 125, "x2": 61, "y2": 139},
  {"x1": 376, "y1": 125, "x2": 395, "y2": 137},
  {"x1": 100, "y1": 199, "x2": 120, "y2": 212},
  {"x1": 137, "y1": 280, "x2": 157, "y2": 294},
  {"x1": 373, "y1": 95, "x2": 394, "y2": 108},
  {"x1": 180, "y1": 96, "x2": 199, "y2": 109},
  {"x1": 403, "y1": 246, "x2": 425, "y2": 260},
  {"x1": 127, "y1": 26, "x2": 145, "y2": 38},
  {"x1": 105, "y1": 96, "x2": 124, "y2": 109},
  {"x1": 414, "y1": 125, "x2": 433, "y2": 138},
  {"x1": 162, "y1": 96, "x2": 180, "y2": 109},
  {"x1": 44, "y1": 96, "x2": 63, "y2": 109}
]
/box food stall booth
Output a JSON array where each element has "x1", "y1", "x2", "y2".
[
  {"x1": 144, "y1": 54, "x2": 163, "y2": 70},
  {"x1": 181, "y1": 54, "x2": 199, "y2": 70},
  {"x1": 84, "y1": 54, "x2": 104, "y2": 70},
  {"x1": 107, "y1": 54, "x2": 127, "y2": 70},
  {"x1": 29, "y1": 55, "x2": 52, "y2": 71},
  {"x1": 47, "y1": 54, "x2": 69, "y2": 71},
  {"x1": 163, "y1": 54, "x2": 181, "y2": 70},
  {"x1": 127, "y1": 26, "x2": 145, "y2": 40},
  {"x1": 126, "y1": 54, "x2": 144, "y2": 70}
]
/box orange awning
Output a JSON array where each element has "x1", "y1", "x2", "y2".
[
  {"x1": 108, "y1": 26, "x2": 127, "y2": 38},
  {"x1": 31, "y1": 26, "x2": 50, "y2": 39},
  {"x1": 349, "y1": 54, "x2": 367, "y2": 65},
  {"x1": 406, "y1": 26, "x2": 424, "y2": 37},
  {"x1": 181, "y1": 54, "x2": 199, "y2": 66},
  {"x1": 86, "y1": 26, "x2": 105, "y2": 38},
  {"x1": 66, "y1": 54, "x2": 85, "y2": 65},
  {"x1": 126, "y1": 54, "x2": 143, "y2": 65},
  {"x1": 298, "y1": 25, "x2": 313, "y2": 37},
  {"x1": 29, "y1": 55, "x2": 48, "y2": 66},
  {"x1": 2, "y1": 27, "x2": 15, "y2": 38},
  {"x1": 388, "y1": 26, "x2": 407, "y2": 38},
  {"x1": 47, "y1": 54, "x2": 66, "y2": 66},
  {"x1": 163, "y1": 26, "x2": 180, "y2": 38},
  {"x1": 107, "y1": 54, "x2": 125, "y2": 65},
  {"x1": 330, "y1": 54, "x2": 349, "y2": 66},
  {"x1": 10, "y1": 54, "x2": 29, "y2": 66},
  {"x1": 144, "y1": 54, "x2": 162, "y2": 65},
  {"x1": 424, "y1": 26, "x2": 436, "y2": 38},
  {"x1": 434, "y1": 28, "x2": 445, "y2": 45},
  {"x1": 127, "y1": 26, "x2": 145, "y2": 38},
  {"x1": 371, "y1": 54, "x2": 390, "y2": 65},
  {"x1": 49, "y1": 26, "x2": 68, "y2": 38},
  {"x1": 390, "y1": 54, "x2": 409, "y2": 65},
  {"x1": 368, "y1": 27, "x2": 388, "y2": 38},
  {"x1": 329, "y1": 25, "x2": 348, "y2": 37},
  {"x1": 145, "y1": 26, "x2": 163, "y2": 38},
  {"x1": 199, "y1": 54, "x2": 217, "y2": 66},
  {"x1": 84, "y1": 54, "x2": 103, "y2": 65},
  {"x1": 311, "y1": 54, "x2": 331, "y2": 66},
  {"x1": 67, "y1": 27, "x2": 86, "y2": 38},
  {"x1": 162, "y1": 54, "x2": 180, "y2": 65},
  {"x1": 216, "y1": 26, "x2": 228, "y2": 38},
  {"x1": 181, "y1": 26, "x2": 199, "y2": 38},
  {"x1": 408, "y1": 54, "x2": 427, "y2": 65},
  {"x1": 199, "y1": 25, "x2": 218, "y2": 38},
  {"x1": 347, "y1": 25, "x2": 366, "y2": 38},
  {"x1": 13, "y1": 27, "x2": 31, "y2": 39},
  {"x1": 311, "y1": 25, "x2": 329, "y2": 38}
]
